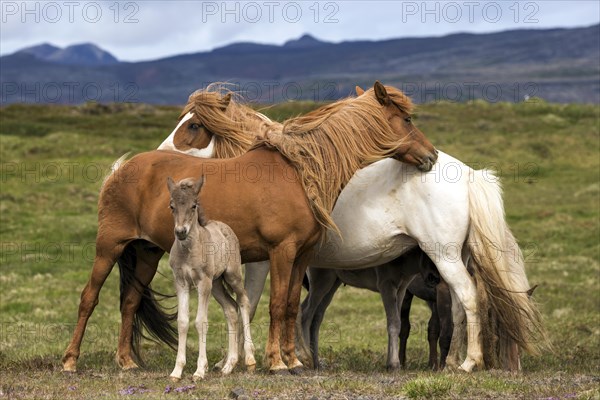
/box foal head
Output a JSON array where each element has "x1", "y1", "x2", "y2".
[
  {"x1": 360, "y1": 82, "x2": 438, "y2": 172},
  {"x1": 166, "y1": 176, "x2": 207, "y2": 241}
]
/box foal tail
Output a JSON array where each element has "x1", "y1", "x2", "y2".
[
  {"x1": 117, "y1": 243, "x2": 178, "y2": 362},
  {"x1": 466, "y1": 169, "x2": 549, "y2": 367}
]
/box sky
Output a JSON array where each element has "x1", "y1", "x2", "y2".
[{"x1": 1, "y1": 1, "x2": 599, "y2": 62}]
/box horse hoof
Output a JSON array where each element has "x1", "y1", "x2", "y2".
[
  {"x1": 289, "y1": 366, "x2": 304, "y2": 375},
  {"x1": 246, "y1": 364, "x2": 256, "y2": 373},
  {"x1": 170, "y1": 376, "x2": 181, "y2": 383},
  {"x1": 192, "y1": 374, "x2": 205, "y2": 382},
  {"x1": 386, "y1": 364, "x2": 400, "y2": 371},
  {"x1": 121, "y1": 363, "x2": 139, "y2": 371},
  {"x1": 269, "y1": 368, "x2": 290, "y2": 376}
]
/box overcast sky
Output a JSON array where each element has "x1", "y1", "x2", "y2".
[{"x1": 1, "y1": 1, "x2": 598, "y2": 61}]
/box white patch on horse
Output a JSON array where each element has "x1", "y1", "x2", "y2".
[
  {"x1": 181, "y1": 136, "x2": 215, "y2": 158},
  {"x1": 101, "y1": 152, "x2": 130, "y2": 188},
  {"x1": 157, "y1": 112, "x2": 194, "y2": 151}
]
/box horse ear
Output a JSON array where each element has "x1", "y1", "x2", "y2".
[
  {"x1": 193, "y1": 175, "x2": 205, "y2": 195},
  {"x1": 167, "y1": 176, "x2": 176, "y2": 193},
  {"x1": 220, "y1": 93, "x2": 232, "y2": 110},
  {"x1": 355, "y1": 86, "x2": 365, "y2": 96},
  {"x1": 374, "y1": 81, "x2": 390, "y2": 106}
]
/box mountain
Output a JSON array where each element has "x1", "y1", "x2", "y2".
[
  {"x1": 14, "y1": 43, "x2": 118, "y2": 66},
  {"x1": 1, "y1": 25, "x2": 598, "y2": 104}
]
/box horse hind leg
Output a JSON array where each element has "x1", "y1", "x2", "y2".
[
  {"x1": 62, "y1": 235, "x2": 128, "y2": 372},
  {"x1": 116, "y1": 241, "x2": 166, "y2": 370},
  {"x1": 428, "y1": 257, "x2": 483, "y2": 372}
]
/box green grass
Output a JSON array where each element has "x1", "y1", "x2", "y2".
[{"x1": 0, "y1": 99, "x2": 599, "y2": 399}]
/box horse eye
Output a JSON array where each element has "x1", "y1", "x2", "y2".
[
  {"x1": 189, "y1": 123, "x2": 201, "y2": 130},
  {"x1": 404, "y1": 116, "x2": 412, "y2": 123},
  {"x1": 192, "y1": 204, "x2": 197, "y2": 210}
]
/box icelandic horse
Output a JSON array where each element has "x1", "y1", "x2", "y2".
[
  {"x1": 62, "y1": 82, "x2": 438, "y2": 374},
  {"x1": 166, "y1": 85, "x2": 547, "y2": 372}
]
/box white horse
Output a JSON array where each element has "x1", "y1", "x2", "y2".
[
  {"x1": 157, "y1": 93, "x2": 544, "y2": 373},
  {"x1": 166, "y1": 176, "x2": 255, "y2": 381}
]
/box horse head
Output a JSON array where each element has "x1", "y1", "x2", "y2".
[{"x1": 371, "y1": 81, "x2": 438, "y2": 172}]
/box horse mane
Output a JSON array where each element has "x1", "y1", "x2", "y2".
[
  {"x1": 251, "y1": 85, "x2": 414, "y2": 234},
  {"x1": 180, "y1": 83, "x2": 281, "y2": 158}
]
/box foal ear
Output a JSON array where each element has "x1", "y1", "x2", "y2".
[
  {"x1": 220, "y1": 93, "x2": 232, "y2": 110},
  {"x1": 355, "y1": 86, "x2": 365, "y2": 96},
  {"x1": 374, "y1": 81, "x2": 390, "y2": 106},
  {"x1": 166, "y1": 176, "x2": 176, "y2": 193},
  {"x1": 193, "y1": 175, "x2": 205, "y2": 195}
]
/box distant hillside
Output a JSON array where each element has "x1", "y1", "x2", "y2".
[
  {"x1": 14, "y1": 43, "x2": 118, "y2": 66},
  {"x1": 1, "y1": 25, "x2": 598, "y2": 104}
]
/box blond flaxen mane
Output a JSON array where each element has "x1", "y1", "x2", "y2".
[
  {"x1": 251, "y1": 86, "x2": 414, "y2": 234},
  {"x1": 180, "y1": 84, "x2": 281, "y2": 158}
]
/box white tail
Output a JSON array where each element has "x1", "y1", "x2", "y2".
[{"x1": 466, "y1": 169, "x2": 547, "y2": 368}]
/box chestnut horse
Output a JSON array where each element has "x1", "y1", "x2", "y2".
[
  {"x1": 62, "y1": 82, "x2": 437, "y2": 374},
  {"x1": 171, "y1": 88, "x2": 547, "y2": 372}
]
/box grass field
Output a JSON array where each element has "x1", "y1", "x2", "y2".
[{"x1": 0, "y1": 99, "x2": 599, "y2": 399}]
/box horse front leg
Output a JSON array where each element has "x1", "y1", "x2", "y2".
[
  {"x1": 265, "y1": 245, "x2": 294, "y2": 374},
  {"x1": 281, "y1": 251, "x2": 312, "y2": 374},
  {"x1": 62, "y1": 237, "x2": 126, "y2": 372}
]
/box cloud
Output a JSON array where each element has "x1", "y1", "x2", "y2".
[{"x1": 1, "y1": 1, "x2": 598, "y2": 61}]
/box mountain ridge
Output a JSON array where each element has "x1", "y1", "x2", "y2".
[{"x1": 2, "y1": 24, "x2": 598, "y2": 104}]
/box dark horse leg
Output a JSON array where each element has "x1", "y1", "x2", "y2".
[
  {"x1": 116, "y1": 240, "x2": 174, "y2": 369},
  {"x1": 62, "y1": 230, "x2": 131, "y2": 372},
  {"x1": 436, "y1": 280, "x2": 453, "y2": 370},
  {"x1": 426, "y1": 299, "x2": 441, "y2": 370},
  {"x1": 399, "y1": 290, "x2": 414, "y2": 369}
]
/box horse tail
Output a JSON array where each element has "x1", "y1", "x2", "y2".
[
  {"x1": 117, "y1": 243, "x2": 178, "y2": 363},
  {"x1": 466, "y1": 169, "x2": 549, "y2": 367}
]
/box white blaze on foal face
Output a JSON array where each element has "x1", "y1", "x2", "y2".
[{"x1": 158, "y1": 112, "x2": 216, "y2": 157}]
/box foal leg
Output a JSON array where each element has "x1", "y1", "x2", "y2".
[
  {"x1": 224, "y1": 267, "x2": 256, "y2": 371},
  {"x1": 193, "y1": 278, "x2": 212, "y2": 381},
  {"x1": 427, "y1": 300, "x2": 440, "y2": 370},
  {"x1": 211, "y1": 280, "x2": 240, "y2": 375},
  {"x1": 399, "y1": 290, "x2": 414, "y2": 369},
  {"x1": 436, "y1": 280, "x2": 453, "y2": 370},
  {"x1": 62, "y1": 237, "x2": 127, "y2": 372},
  {"x1": 299, "y1": 268, "x2": 341, "y2": 368},
  {"x1": 379, "y1": 275, "x2": 412, "y2": 370},
  {"x1": 170, "y1": 282, "x2": 190, "y2": 382}
]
